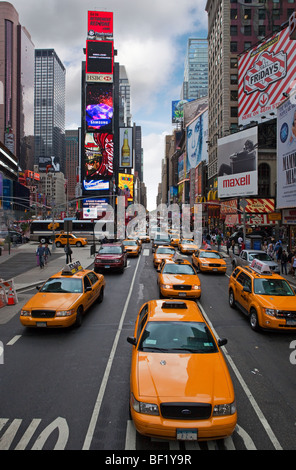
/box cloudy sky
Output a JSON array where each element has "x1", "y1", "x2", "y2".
[{"x1": 11, "y1": 0, "x2": 208, "y2": 210}]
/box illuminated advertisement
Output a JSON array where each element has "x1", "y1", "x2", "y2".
[
  {"x1": 87, "y1": 11, "x2": 113, "y2": 38},
  {"x1": 172, "y1": 100, "x2": 193, "y2": 123},
  {"x1": 84, "y1": 132, "x2": 113, "y2": 179},
  {"x1": 85, "y1": 84, "x2": 113, "y2": 131},
  {"x1": 83, "y1": 180, "x2": 110, "y2": 191},
  {"x1": 86, "y1": 40, "x2": 113, "y2": 75},
  {"x1": 119, "y1": 128, "x2": 133, "y2": 168},
  {"x1": 218, "y1": 127, "x2": 258, "y2": 198},
  {"x1": 186, "y1": 108, "x2": 208, "y2": 172},
  {"x1": 118, "y1": 173, "x2": 133, "y2": 201},
  {"x1": 239, "y1": 26, "x2": 296, "y2": 126}
]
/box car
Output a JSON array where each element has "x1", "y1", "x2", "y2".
[
  {"x1": 94, "y1": 243, "x2": 127, "y2": 273},
  {"x1": 0, "y1": 230, "x2": 23, "y2": 244},
  {"x1": 123, "y1": 239, "x2": 141, "y2": 257},
  {"x1": 170, "y1": 236, "x2": 180, "y2": 247},
  {"x1": 127, "y1": 299, "x2": 237, "y2": 441},
  {"x1": 153, "y1": 246, "x2": 176, "y2": 270},
  {"x1": 152, "y1": 234, "x2": 171, "y2": 252},
  {"x1": 157, "y1": 259, "x2": 201, "y2": 299},
  {"x1": 139, "y1": 234, "x2": 150, "y2": 243},
  {"x1": 55, "y1": 232, "x2": 87, "y2": 248},
  {"x1": 178, "y1": 238, "x2": 199, "y2": 255},
  {"x1": 230, "y1": 249, "x2": 280, "y2": 273},
  {"x1": 228, "y1": 259, "x2": 296, "y2": 331},
  {"x1": 20, "y1": 261, "x2": 105, "y2": 328},
  {"x1": 192, "y1": 249, "x2": 227, "y2": 274}
]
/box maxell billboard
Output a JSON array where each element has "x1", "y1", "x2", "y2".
[
  {"x1": 239, "y1": 27, "x2": 296, "y2": 126},
  {"x1": 217, "y1": 127, "x2": 258, "y2": 198}
]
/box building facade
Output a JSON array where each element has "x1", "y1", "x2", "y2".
[
  {"x1": 181, "y1": 38, "x2": 208, "y2": 101},
  {"x1": 65, "y1": 129, "x2": 79, "y2": 202}
]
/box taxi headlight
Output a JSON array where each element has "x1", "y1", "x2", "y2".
[
  {"x1": 161, "y1": 284, "x2": 173, "y2": 289},
  {"x1": 20, "y1": 310, "x2": 31, "y2": 317},
  {"x1": 131, "y1": 394, "x2": 159, "y2": 415},
  {"x1": 213, "y1": 401, "x2": 236, "y2": 416},
  {"x1": 264, "y1": 308, "x2": 276, "y2": 317},
  {"x1": 192, "y1": 285, "x2": 201, "y2": 290},
  {"x1": 56, "y1": 309, "x2": 75, "y2": 317}
]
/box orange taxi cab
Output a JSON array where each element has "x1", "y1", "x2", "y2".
[
  {"x1": 170, "y1": 236, "x2": 180, "y2": 247},
  {"x1": 178, "y1": 238, "x2": 198, "y2": 255},
  {"x1": 55, "y1": 232, "x2": 87, "y2": 248},
  {"x1": 192, "y1": 249, "x2": 227, "y2": 274},
  {"x1": 123, "y1": 239, "x2": 141, "y2": 257},
  {"x1": 153, "y1": 246, "x2": 176, "y2": 270},
  {"x1": 127, "y1": 299, "x2": 237, "y2": 441},
  {"x1": 20, "y1": 261, "x2": 105, "y2": 328},
  {"x1": 228, "y1": 259, "x2": 296, "y2": 331},
  {"x1": 157, "y1": 259, "x2": 201, "y2": 299}
]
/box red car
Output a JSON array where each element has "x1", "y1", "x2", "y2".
[{"x1": 94, "y1": 243, "x2": 127, "y2": 273}]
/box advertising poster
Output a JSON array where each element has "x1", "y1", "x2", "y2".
[
  {"x1": 186, "y1": 109, "x2": 208, "y2": 172},
  {"x1": 83, "y1": 180, "x2": 109, "y2": 191},
  {"x1": 119, "y1": 128, "x2": 133, "y2": 168},
  {"x1": 239, "y1": 26, "x2": 296, "y2": 126},
  {"x1": 277, "y1": 94, "x2": 296, "y2": 208},
  {"x1": 85, "y1": 84, "x2": 113, "y2": 131},
  {"x1": 86, "y1": 41, "x2": 113, "y2": 75},
  {"x1": 118, "y1": 173, "x2": 133, "y2": 201},
  {"x1": 172, "y1": 100, "x2": 193, "y2": 123},
  {"x1": 217, "y1": 127, "x2": 258, "y2": 198},
  {"x1": 84, "y1": 132, "x2": 113, "y2": 179},
  {"x1": 87, "y1": 11, "x2": 113, "y2": 38}
]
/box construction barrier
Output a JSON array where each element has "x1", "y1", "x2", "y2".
[{"x1": 0, "y1": 278, "x2": 18, "y2": 307}]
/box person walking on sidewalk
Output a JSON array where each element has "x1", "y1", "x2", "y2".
[
  {"x1": 64, "y1": 244, "x2": 73, "y2": 264},
  {"x1": 36, "y1": 242, "x2": 45, "y2": 269},
  {"x1": 292, "y1": 252, "x2": 296, "y2": 278},
  {"x1": 44, "y1": 243, "x2": 51, "y2": 265},
  {"x1": 281, "y1": 249, "x2": 288, "y2": 275}
]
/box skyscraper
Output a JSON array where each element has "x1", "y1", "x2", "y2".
[
  {"x1": 34, "y1": 49, "x2": 66, "y2": 174},
  {"x1": 181, "y1": 38, "x2": 208, "y2": 101}
]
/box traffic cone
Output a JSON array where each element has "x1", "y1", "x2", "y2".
[{"x1": 7, "y1": 286, "x2": 16, "y2": 305}]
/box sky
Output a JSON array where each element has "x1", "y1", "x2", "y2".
[{"x1": 10, "y1": 0, "x2": 208, "y2": 210}]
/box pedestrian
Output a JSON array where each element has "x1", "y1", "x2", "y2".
[
  {"x1": 267, "y1": 241, "x2": 274, "y2": 259},
  {"x1": 226, "y1": 238, "x2": 231, "y2": 255},
  {"x1": 292, "y1": 252, "x2": 296, "y2": 278},
  {"x1": 216, "y1": 233, "x2": 221, "y2": 251},
  {"x1": 44, "y1": 243, "x2": 51, "y2": 265},
  {"x1": 64, "y1": 244, "x2": 73, "y2": 263},
  {"x1": 36, "y1": 242, "x2": 45, "y2": 269},
  {"x1": 276, "y1": 243, "x2": 283, "y2": 263},
  {"x1": 238, "y1": 235, "x2": 243, "y2": 253},
  {"x1": 231, "y1": 239, "x2": 235, "y2": 254},
  {"x1": 281, "y1": 249, "x2": 288, "y2": 275}
]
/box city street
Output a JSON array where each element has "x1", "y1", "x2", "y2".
[{"x1": 0, "y1": 242, "x2": 295, "y2": 451}]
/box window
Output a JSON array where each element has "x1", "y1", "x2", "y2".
[
  {"x1": 230, "y1": 74, "x2": 238, "y2": 85},
  {"x1": 231, "y1": 25, "x2": 238, "y2": 36},
  {"x1": 231, "y1": 8, "x2": 238, "y2": 19},
  {"x1": 244, "y1": 9, "x2": 252, "y2": 19},
  {"x1": 258, "y1": 163, "x2": 270, "y2": 196},
  {"x1": 244, "y1": 25, "x2": 252, "y2": 35},
  {"x1": 231, "y1": 107, "x2": 238, "y2": 117},
  {"x1": 230, "y1": 42, "x2": 238, "y2": 52}
]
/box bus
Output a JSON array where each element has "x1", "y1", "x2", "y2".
[{"x1": 30, "y1": 219, "x2": 114, "y2": 243}]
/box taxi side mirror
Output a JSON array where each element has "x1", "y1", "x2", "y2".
[
  {"x1": 127, "y1": 336, "x2": 137, "y2": 346},
  {"x1": 218, "y1": 338, "x2": 227, "y2": 347},
  {"x1": 85, "y1": 286, "x2": 92, "y2": 292},
  {"x1": 243, "y1": 286, "x2": 251, "y2": 293}
]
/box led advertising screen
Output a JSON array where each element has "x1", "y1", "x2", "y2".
[
  {"x1": 84, "y1": 132, "x2": 113, "y2": 179},
  {"x1": 118, "y1": 173, "x2": 133, "y2": 201},
  {"x1": 87, "y1": 11, "x2": 113, "y2": 38},
  {"x1": 85, "y1": 84, "x2": 113, "y2": 131},
  {"x1": 83, "y1": 180, "x2": 110, "y2": 191},
  {"x1": 239, "y1": 27, "x2": 296, "y2": 126},
  {"x1": 217, "y1": 127, "x2": 258, "y2": 198},
  {"x1": 172, "y1": 100, "x2": 193, "y2": 123},
  {"x1": 86, "y1": 41, "x2": 114, "y2": 75},
  {"x1": 186, "y1": 108, "x2": 208, "y2": 172}
]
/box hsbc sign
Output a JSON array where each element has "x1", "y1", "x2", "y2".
[{"x1": 244, "y1": 51, "x2": 287, "y2": 95}]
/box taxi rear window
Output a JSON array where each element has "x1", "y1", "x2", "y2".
[
  {"x1": 254, "y1": 279, "x2": 295, "y2": 296},
  {"x1": 40, "y1": 277, "x2": 83, "y2": 293}
]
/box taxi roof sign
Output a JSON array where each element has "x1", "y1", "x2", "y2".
[
  {"x1": 62, "y1": 261, "x2": 83, "y2": 275},
  {"x1": 250, "y1": 259, "x2": 271, "y2": 275}
]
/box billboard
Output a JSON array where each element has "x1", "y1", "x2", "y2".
[
  {"x1": 217, "y1": 127, "x2": 258, "y2": 198},
  {"x1": 119, "y1": 128, "x2": 133, "y2": 168},
  {"x1": 277, "y1": 93, "x2": 296, "y2": 208},
  {"x1": 118, "y1": 173, "x2": 133, "y2": 201},
  {"x1": 172, "y1": 100, "x2": 193, "y2": 123},
  {"x1": 186, "y1": 108, "x2": 208, "y2": 172},
  {"x1": 86, "y1": 40, "x2": 113, "y2": 75},
  {"x1": 38, "y1": 156, "x2": 60, "y2": 172},
  {"x1": 83, "y1": 180, "x2": 110, "y2": 191},
  {"x1": 87, "y1": 11, "x2": 113, "y2": 38},
  {"x1": 239, "y1": 27, "x2": 296, "y2": 126},
  {"x1": 85, "y1": 84, "x2": 113, "y2": 131},
  {"x1": 84, "y1": 132, "x2": 113, "y2": 179}
]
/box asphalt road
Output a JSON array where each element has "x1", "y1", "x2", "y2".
[{"x1": 0, "y1": 244, "x2": 295, "y2": 452}]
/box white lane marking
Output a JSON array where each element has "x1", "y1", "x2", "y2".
[
  {"x1": 82, "y1": 255, "x2": 142, "y2": 450},
  {"x1": 197, "y1": 302, "x2": 282, "y2": 450},
  {"x1": 143, "y1": 249, "x2": 150, "y2": 256},
  {"x1": 14, "y1": 419, "x2": 42, "y2": 450},
  {"x1": 6, "y1": 335, "x2": 22, "y2": 346}
]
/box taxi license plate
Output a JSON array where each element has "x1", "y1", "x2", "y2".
[
  {"x1": 286, "y1": 319, "x2": 296, "y2": 326},
  {"x1": 177, "y1": 429, "x2": 198, "y2": 440},
  {"x1": 213, "y1": 268, "x2": 218, "y2": 271},
  {"x1": 36, "y1": 322, "x2": 47, "y2": 327},
  {"x1": 178, "y1": 292, "x2": 186, "y2": 297}
]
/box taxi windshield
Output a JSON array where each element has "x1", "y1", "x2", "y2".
[
  {"x1": 254, "y1": 278, "x2": 295, "y2": 296},
  {"x1": 182, "y1": 239, "x2": 194, "y2": 244},
  {"x1": 162, "y1": 264, "x2": 195, "y2": 275},
  {"x1": 156, "y1": 248, "x2": 175, "y2": 254},
  {"x1": 99, "y1": 246, "x2": 122, "y2": 254},
  {"x1": 249, "y1": 252, "x2": 273, "y2": 262},
  {"x1": 139, "y1": 321, "x2": 218, "y2": 353},
  {"x1": 124, "y1": 240, "x2": 137, "y2": 246},
  {"x1": 199, "y1": 251, "x2": 222, "y2": 259},
  {"x1": 40, "y1": 277, "x2": 83, "y2": 293}
]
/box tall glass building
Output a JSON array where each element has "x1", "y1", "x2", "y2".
[
  {"x1": 34, "y1": 49, "x2": 66, "y2": 173},
  {"x1": 182, "y1": 38, "x2": 208, "y2": 100}
]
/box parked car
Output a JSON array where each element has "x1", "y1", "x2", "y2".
[{"x1": 94, "y1": 243, "x2": 127, "y2": 273}]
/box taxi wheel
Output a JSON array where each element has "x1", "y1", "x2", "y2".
[
  {"x1": 76, "y1": 241, "x2": 82, "y2": 247},
  {"x1": 229, "y1": 289, "x2": 236, "y2": 308},
  {"x1": 75, "y1": 307, "x2": 83, "y2": 327},
  {"x1": 249, "y1": 309, "x2": 260, "y2": 332},
  {"x1": 56, "y1": 241, "x2": 62, "y2": 248},
  {"x1": 98, "y1": 287, "x2": 104, "y2": 303}
]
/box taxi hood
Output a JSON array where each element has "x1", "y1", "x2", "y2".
[
  {"x1": 25, "y1": 292, "x2": 82, "y2": 311},
  {"x1": 137, "y1": 352, "x2": 233, "y2": 401}
]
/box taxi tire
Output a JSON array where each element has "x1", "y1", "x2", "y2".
[
  {"x1": 98, "y1": 287, "x2": 104, "y2": 303},
  {"x1": 229, "y1": 289, "x2": 236, "y2": 308},
  {"x1": 249, "y1": 309, "x2": 260, "y2": 332},
  {"x1": 56, "y1": 241, "x2": 62, "y2": 248},
  {"x1": 76, "y1": 241, "x2": 82, "y2": 247},
  {"x1": 75, "y1": 307, "x2": 83, "y2": 327}
]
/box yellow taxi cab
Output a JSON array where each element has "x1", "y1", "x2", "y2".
[
  {"x1": 157, "y1": 259, "x2": 201, "y2": 299},
  {"x1": 123, "y1": 239, "x2": 141, "y2": 257},
  {"x1": 153, "y1": 245, "x2": 176, "y2": 270},
  {"x1": 192, "y1": 249, "x2": 227, "y2": 274},
  {"x1": 228, "y1": 259, "x2": 296, "y2": 331},
  {"x1": 55, "y1": 232, "x2": 87, "y2": 248},
  {"x1": 178, "y1": 238, "x2": 198, "y2": 255},
  {"x1": 20, "y1": 261, "x2": 105, "y2": 328},
  {"x1": 170, "y1": 236, "x2": 180, "y2": 247},
  {"x1": 127, "y1": 299, "x2": 237, "y2": 441}
]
